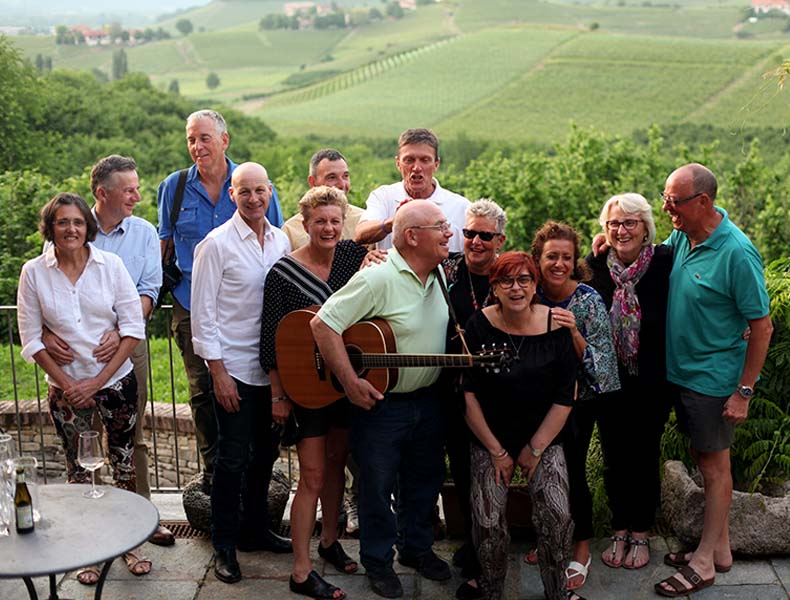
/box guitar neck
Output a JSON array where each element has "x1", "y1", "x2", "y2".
[{"x1": 353, "y1": 353, "x2": 483, "y2": 368}]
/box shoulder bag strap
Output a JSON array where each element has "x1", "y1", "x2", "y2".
[{"x1": 435, "y1": 266, "x2": 471, "y2": 356}]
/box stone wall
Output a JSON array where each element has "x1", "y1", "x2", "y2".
[{"x1": 0, "y1": 400, "x2": 200, "y2": 490}]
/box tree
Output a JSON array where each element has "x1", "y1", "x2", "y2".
[
  {"x1": 44, "y1": 56, "x2": 52, "y2": 72},
  {"x1": 386, "y1": 2, "x2": 405, "y2": 18},
  {"x1": 206, "y1": 72, "x2": 220, "y2": 89},
  {"x1": 35, "y1": 54, "x2": 44, "y2": 75},
  {"x1": 112, "y1": 49, "x2": 128, "y2": 80},
  {"x1": 168, "y1": 79, "x2": 180, "y2": 94},
  {"x1": 175, "y1": 19, "x2": 193, "y2": 36}
]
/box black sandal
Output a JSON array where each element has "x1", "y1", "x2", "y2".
[
  {"x1": 318, "y1": 540, "x2": 358, "y2": 573},
  {"x1": 290, "y1": 570, "x2": 346, "y2": 599}
]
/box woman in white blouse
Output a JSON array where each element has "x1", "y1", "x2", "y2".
[{"x1": 16, "y1": 193, "x2": 146, "y2": 583}]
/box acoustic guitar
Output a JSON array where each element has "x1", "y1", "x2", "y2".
[{"x1": 275, "y1": 306, "x2": 511, "y2": 409}]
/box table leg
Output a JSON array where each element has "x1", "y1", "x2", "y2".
[
  {"x1": 93, "y1": 559, "x2": 114, "y2": 600},
  {"x1": 21, "y1": 576, "x2": 39, "y2": 600}
]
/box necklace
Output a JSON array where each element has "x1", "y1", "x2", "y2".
[
  {"x1": 506, "y1": 332, "x2": 525, "y2": 356},
  {"x1": 467, "y1": 266, "x2": 491, "y2": 311}
]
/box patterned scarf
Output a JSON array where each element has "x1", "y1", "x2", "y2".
[{"x1": 607, "y1": 244, "x2": 654, "y2": 375}]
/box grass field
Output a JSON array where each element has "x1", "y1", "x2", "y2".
[{"x1": 7, "y1": 0, "x2": 790, "y2": 143}]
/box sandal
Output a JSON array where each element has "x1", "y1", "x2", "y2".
[
  {"x1": 317, "y1": 540, "x2": 358, "y2": 574},
  {"x1": 663, "y1": 550, "x2": 732, "y2": 573},
  {"x1": 290, "y1": 570, "x2": 345, "y2": 599},
  {"x1": 623, "y1": 536, "x2": 649, "y2": 570},
  {"x1": 566, "y1": 591, "x2": 587, "y2": 600},
  {"x1": 123, "y1": 549, "x2": 152, "y2": 576},
  {"x1": 76, "y1": 565, "x2": 101, "y2": 586},
  {"x1": 654, "y1": 564, "x2": 714, "y2": 597},
  {"x1": 523, "y1": 548, "x2": 538, "y2": 565},
  {"x1": 601, "y1": 534, "x2": 628, "y2": 568},
  {"x1": 456, "y1": 580, "x2": 483, "y2": 600},
  {"x1": 565, "y1": 554, "x2": 591, "y2": 590}
]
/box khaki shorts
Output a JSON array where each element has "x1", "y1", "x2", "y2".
[{"x1": 675, "y1": 387, "x2": 735, "y2": 452}]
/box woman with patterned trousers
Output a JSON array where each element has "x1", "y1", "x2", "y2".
[
  {"x1": 16, "y1": 193, "x2": 147, "y2": 584},
  {"x1": 463, "y1": 251, "x2": 580, "y2": 600}
]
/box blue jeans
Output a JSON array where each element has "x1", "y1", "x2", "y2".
[
  {"x1": 351, "y1": 385, "x2": 445, "y2": 573},
  {"x1": 211, "y1": 378, "x2": 277, "y2": 550}
]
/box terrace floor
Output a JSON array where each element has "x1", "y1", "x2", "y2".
[{"x1": 1, "y1": 492, "x2": 788, "y2": 600}]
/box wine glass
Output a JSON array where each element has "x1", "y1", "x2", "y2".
[
  {"x1": 77, "y1": 431, "x2": 106, "y2": 499},
  {"x1": 0, "y1": 434, "x2": 13, "y2": 534}
]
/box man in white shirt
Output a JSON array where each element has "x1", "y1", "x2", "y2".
[
  {"x1": 354, "y1": 128, "x2": 469, "y2": 252},
  {"x1": 190, "y1": 162, "x2": 292, "y2": 584}
]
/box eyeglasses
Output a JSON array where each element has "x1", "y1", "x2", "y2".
[
  {"x1": 605, "y1": 219, "x2": 642, "y2": 231},
  {"x1": 462, "y1": 228, "x2": 498, "y2": 242},
  {"x1": 55, "y1": 218, "x2": 87, "y2": 228},
  {"x1": 495, "y1": 275, "x2": 534, "y2": 289},
  {"x1": 409, "y1": 221, "x2": 451, "y2": 232},
  {"x1": 660, "y1": 191, "x2": 702, "y2": 207}
]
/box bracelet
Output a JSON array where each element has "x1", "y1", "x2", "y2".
[
  {"x1": 490, "y1": 448, "x2": 508, "y2": 459},
  {"x1": 380, "y1": 220, "x2": 389, "y2": 234},
  {"x1": 271, "y1": 395, "x2": 288, "y2": 403}
]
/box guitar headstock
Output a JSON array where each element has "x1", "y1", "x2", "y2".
[{"x1": 476, "y1": 344, "x2": 515, "y2": 373}]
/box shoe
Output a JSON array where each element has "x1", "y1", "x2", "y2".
[
  {"x1": 345, "y1": 500, "x2": 359, "y2": 536},
  {"x1": 76, "y1": 565, "x2": 101, "y2": 586},
  {"x1": 213, "y1": 548, "x2": 241, "y2": 584},
  {"x1": 237, "y1": 528, "x2": 293, "y2": 553},
  {"x1": 566, "y1": 591, "x2": 587, "y2": 600},
  {"x1": 654, "y1": 564, "x2": 714, "y2": 597},
  {"x1": 149, "y1": 523, "x2": 176, "y2": 547},
  {"x1": 318, "y1": 540, "x2": 358, "y2": 573},
  {"x1": 565, "y1": 554, "x2": 591, "y2": 590},
  {"x1": 523, "y1": 548, "x2": 538, "y2": 565},
  {"x1": 398, "y1": 550, "x2": 451, "y2": 581},
  {"x1": 122, "y1": 549, "x2": 152, "y2": 576},
  {"x1": 456, "y1": 580, "x2": 483, "y2": 600},
  {"x1": 367, "y1": 568, "x2": 403, "y2": 598},
  {"x1": 663, "y1": 550, "x2": 732, "y2": 573},
  {"x1": 623, "y1": 536, "x2": 649, "y2": 570},
  {"x1": 452, "y1": 543, "x2": 470, "y2": 569},
  {"x1": 290, "y1": 570, "x2": 346, "y2": 599},
  {"x1": 601, "y1": 534, "x2": 628, "y2": 568}
]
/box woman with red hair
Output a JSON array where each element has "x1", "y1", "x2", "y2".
[{"x1": 462, "y1": 251, "x2": 581, "y2": 600}]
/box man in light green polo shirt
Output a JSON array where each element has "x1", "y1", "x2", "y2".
[
  {"x1": 311, "y1": 200, "x2": 453, "y2": 598},
  {"x1": 655, "y1": 163, "x2": 773, "y2": 598}
]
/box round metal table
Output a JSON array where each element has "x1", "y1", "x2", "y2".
[{"x1": 0, "y1": 484, "x2": 159, "y2": 600}]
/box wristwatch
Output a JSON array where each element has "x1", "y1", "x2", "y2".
[
  {"x1": 737, "y1": 385, "x2": 754, "y2": 399},
  {"x1": 528, "y1": 444, "x2": 544, "y2": 458}
]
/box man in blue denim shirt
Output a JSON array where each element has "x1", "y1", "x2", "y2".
[{"x1": 157, "y1": 109, "x2": 283, "y2": 487}]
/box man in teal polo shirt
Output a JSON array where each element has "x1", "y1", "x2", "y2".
[
  {"x1": 310, "y1": 200, "x2": 453, "y2": 598},
  {"x1": 655, "y1": 163, "x2": 773, "y2": 597}
]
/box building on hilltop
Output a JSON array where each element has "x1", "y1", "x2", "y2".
[
  {"x1": 284, "y1": 1, "x2": 316, "y2": 17},
  {"x1": 752, "y1": 0, "x2": 790, "y2": 15}
]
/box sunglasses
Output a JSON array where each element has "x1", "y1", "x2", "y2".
[{"x1": 462, "y1": 229, "x2": 498, "y2": 242}]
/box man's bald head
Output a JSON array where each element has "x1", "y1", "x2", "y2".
[
  {"x1": 393, "y1": 200, "x2": 436, "y2": 245},
  {"x1": 232, "y1": 162, "x2": 269, "y2": 187},
  {"x1": 669, "y1": 163, "x2": 717, "y2": 202}
]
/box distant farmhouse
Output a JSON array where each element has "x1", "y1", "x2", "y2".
[{"x1": 752, "y1": 0, "x2": 790, "y2": 15}]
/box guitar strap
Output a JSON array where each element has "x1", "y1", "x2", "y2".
[{"x1": 435, "y1": 267, "x2": 472, "y2": 357}]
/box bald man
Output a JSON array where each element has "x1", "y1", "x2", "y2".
[
  {"x1": 655, "y1": 163, "x2": 772, "y2": 597},
  {"x1": 191, "y1": 162, "x2": 292, "y2": 584},
  {"x1": 311, "y1": 200, "x2": 453, "y2": 598}
]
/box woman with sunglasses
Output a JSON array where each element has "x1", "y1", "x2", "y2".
[
  {"x1": 530, "y1": 221, "x2": 620, "y2": 596},
  {"x1": 585, "y1": 194, "x2": 674, "y2": 570},
  {"x1": 462, "y1": 251, "x2": 579, "y2": 600},
  {"x1": 442, "y1": 199, "x2": 507, "y2": 600}
]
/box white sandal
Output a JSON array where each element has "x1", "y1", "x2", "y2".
[{"x1": 565, "y1": 554, "x2": 591, "y2": 589}]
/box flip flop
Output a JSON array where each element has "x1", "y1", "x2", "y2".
[
  {"x1": 623, "y1": 536, "x2": 650, "y2": 570},
  {"x1": 663, "y1": 551, "x2": 732, "y2": 573},
  {"x1": 654, "y1": 564, "x2": 714, "y2": 597},
  {"x1": 290, "y1": 570, "x2": 345, "y2": 599},
  {"x1": 601, "y1": 534, "x2": 628, "y2": 568},
  {"x1": 565, "y1": 554, "x2": 591, "y2": 590},
  {"x1": 318, "y1": 540, "x2": 358, "y2": 574},
  {"x1": 76, "y1": 565, "x2": 101, "y2": 586},
  {"x1": 123, "y1": 549, "x2": 152, "y2": 576}
]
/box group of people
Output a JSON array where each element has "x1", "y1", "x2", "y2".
[{"x1": 15, "y1": 111, "x2": 772, "y2": 600}]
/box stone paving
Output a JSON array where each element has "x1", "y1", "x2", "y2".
[{"x1": 1, "y1": 493, "x2": 788, "y2": 600}]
